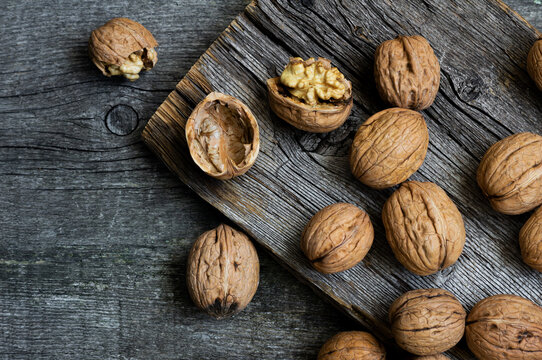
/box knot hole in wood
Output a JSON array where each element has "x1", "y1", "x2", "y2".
[{"x1": 105, "y1": 104, "x2": 139, "y2": 136}]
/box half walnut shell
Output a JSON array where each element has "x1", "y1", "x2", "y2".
[
  {"x1": 267, "y1": 57, "x2": 353, "y2": 133},
  {"x1": 89, "y1": 17, "x2": 158, "y2": 79},
  {"x1": 185, "y1": 92, "x2": 260, "y2": 180}
]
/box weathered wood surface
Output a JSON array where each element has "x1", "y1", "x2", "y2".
[
  {"x1": 0, "y1": 0, "x2": 540, "y2": 359},
  {"x1": 143, "y1": 0, "x2": 542, "y2": 358}
]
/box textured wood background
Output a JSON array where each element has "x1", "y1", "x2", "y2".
[{"x1": 1, "y1": 1, "x2": 541, "y2": 359}]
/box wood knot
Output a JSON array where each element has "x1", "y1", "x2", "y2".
[{"x1": 105, "y1": 104, "x2": 139, "y2": 136}]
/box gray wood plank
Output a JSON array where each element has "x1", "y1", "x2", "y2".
[{"x1": 0, "y1": 0, "x2": 541, "y2": 359}]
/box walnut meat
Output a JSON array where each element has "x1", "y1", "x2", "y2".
[
  {"x1": 301, "y1": 203, "x2": 374, "y2": 274},
  {"x1": 267, "y1": 57, "x2": 353, "y2": 133},
  {"x1": 186, "y1": 224, "x2": 259, "y2": 319},
  {"x1": 317, "y1": 331, "x2": 386, "y2": 360},
  {"x1": 375, "y1": 35, "x2": 440, "y2": 110},
  {"x1": 382, "y1": 181, "x2": 465, "y2": 276},
  {"x1": 477, "y1": 132, "x2": 542, "y2": 215},
  {"x1": 520, "y1": 206, "x2": 542, "y2": 272},
  {"x1": 527, "y1": 39, "x2": 542, "y2": 90},
  {"x1": 389, "y1": 289, "x2": 466, "y2": 356},
  {"x1": 89, "y1": 18, "x2": 158, "y2": 81},
  {"x1": 466, "y1": 294, "x2": 542, "y2": 360},
  {"x1": 350, "y1": 108, "x2": 428, "y2": 189},
  {"x1": 185, "y1": 92, "x2": 260, "y2": 180}
]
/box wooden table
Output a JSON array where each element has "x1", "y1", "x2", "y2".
[{"x1": 1, "y1": 1, "x2": 540, "y2": 358}]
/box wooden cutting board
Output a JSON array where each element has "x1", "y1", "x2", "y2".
[{"x1": 142, "y1": 0, "x2": 542, "y2": 358}]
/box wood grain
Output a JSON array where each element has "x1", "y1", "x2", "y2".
[
  {"x1": 0, "y1": 0, "x2": 540, "y2": 359},
  {"x1": 143, "y1": 0, "x2": 542, "y2": 358}
]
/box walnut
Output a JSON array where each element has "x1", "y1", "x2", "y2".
[
  {"x1": 301, "y1": 203, "x2": 374, "y2": 274},
  {"x1": 350, "y1": 108, "x2": 428, "y2": 189},
  {"x1": 185, "y1": 92, "x2": 260, "y2": 180},
  {"x1": 89, "y1": 18, "x2": 158, "y2": 81},
  {"x1": 519, "y1": 206, "x2": 542, "y2": 272},
  {"x1": 477, "y1": 132, "x2": 542, "y2": 215},
  {"x1": 267, "y1": 57, "x2": 353, "y2": 133},
  {"x1": 382, "y1": 181, "x2": 465, "y2": 276},
  {"x1": 186, "y1": 224, "x2": 259, "y2": 319},
  {"x1": 527, "y1": 39, "x2": 542, "y2": 90},
  {"x1": 411, "y1": 356, "x2": 449, "y2": 360},
  {"x1": 317, "y1": 331, "x2": 386, "y2": 360},
  {"x1": 374, "y1": 35, "x2": 440, "y2": 110},
  {"x1": 389, "y1": 288, "x2": 466, "y2": 356},
  {"x1": 466, "y1": 294, "x2": 542, "y2": 360}
]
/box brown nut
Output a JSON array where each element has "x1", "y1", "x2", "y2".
[
  {"x1": 411, "y1": 355, "x2": 449, "y2": 360},
  {"x1": 477, "y1": 132, "x2": 542, "y2": 215},
  {"x1": 185, "y1": 92, "x2": 260, "y2": 180},
  {"x1": 527, "y1": 39, "x2": 542, "y2": 90},
  {"x1": 350, "y1": 108, "x2": 428, "y2": 189},
  {"x1": 466, "y1": 294, "x2": 542, "y2": 360},
  {"x1": 389, "y1": 288, "x2": 466, "y2": 356},
  {"x1": 382, "y1": 181, "x2": 465, "y2": 276},
  {"x1": 520, "y1": 206, "x2": 542, "y2": 271},
  {"x1": 374, "y1": 35, "x2": 440, "y2": 110},
  {"x1": 317, "y1": 331, "x2": 386, "y2": 360},
  {"x1": 186, "y1": 224, "x2": 259, "y2": 319},
  {"x1": 267, "y1": 57, "x2": 353, "y2": 133},
  {"x1": 89, "y1": 17, "x2": 158, "y2": 81},
  {"x1": 301, "y1": 203, "x2": 374, "y2": 274}
]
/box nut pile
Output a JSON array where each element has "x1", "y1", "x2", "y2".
[{"x1": 89, "y1": 15, "x2": 542, "y2": 359}]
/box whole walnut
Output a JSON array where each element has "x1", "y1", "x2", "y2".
[
  {"x1": 301, "y1": 203, "x2": 374, "y2": 274},
  {"x1": 382, "y1": 181, "x2": 465, "y2": 276},
  {"x1": 477, "y1": 132, "x2": 542, "y2": 215},
  {"x1": 89, "y1": 17, "x2": 158, "y2": 81},
  {"x1": 186, "y1": 224, "x2": 259, "y2": 319},
  {"x1": 318, "y1": 331, "x2": 386, "y2": 360},
  {"x1": 527, "y1": 38, "x2": 542, "y2": 90},
  {"x1": 374, "y1": 35, "x2": 440, "y2": 110},
  {"x1": 389, "y1": 288, "x2": 466, "y2": 355},
  {"x1": 412, "y1": 355, "x2": 449, "y2": 360},
  {"x1": 466, "y1": 294, "x2": 542, "y2": 360},
  {"x1": 185, "y1": 92, "x2": 260, "y2": 180},
  {"x1": 350, "y1": 108, "x2": 428, "y2": 189},
  {"x1": 520, "y1": 206, "x2": 542, "y2": 272},
  {"x1": 267, "y1": 57, "x2": 353, "y2": 132}
]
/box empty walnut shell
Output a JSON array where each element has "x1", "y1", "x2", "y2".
[
  {"x1": 477, "y1": 132, "x2": 542, "y2": 215},
  {"x1": 350, "y1": 108, "x2": 428, "y2": 189},
  {"x1": 317, "y1": 331, "x2": 386, "y2": 360},
  {"x1": 519, "y1": 206, "x2": 542, "y2": 272},
  {"x1": 267, "y1": 57, "x2": 353, "y2": 133},
  {"x1": 186, "y1": 224, "x2": 259, "y2": 319},
  {"x1": 375, "y1": 35, "x2": 440, "y2": 110},
  {"x1": 89, "y1": 17, "x2": 158, "y2": 79},
  {"x1": 301, "y1": 203, "x2": 374, "y2": 274},
  {"x1": 466, "y1": 294, "x2": 542, "y2": 360},
  {"x1": 527, "y1": 38, "x2": 542, "y2": 90},
  {"x1": 389, "y1": 288, "x2": 466, "y2": 356},
  {"x1": 185, "y1": 92, "x2": 260, "y2": 180},
  {"x1": 382, "y1": 181, "x2": 465, "y2": 276}
]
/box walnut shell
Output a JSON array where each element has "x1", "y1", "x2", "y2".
[
  {"x1": 185, "y1": 92, "x2": 260, "y2": 180},
  {"x1": 301, "y1": 203, "x2": 374, "y2": 274},
  {"x1": 412, "y1": 355, "x2": 449, "y2": 360},
  {"x1": 477, "y1": 132, "x2": 542, "y2": 215},
  {"x1": 527, "y1": 39, "x2": 542, "y2": 90},
  {"x1": 519, "y1": 206, "x2": 542, "y2": 272},
  {"x1": 186, "y1": 224, "x2": 259, "y2": 319},
  {"x1": 466, "y1": 294, "x2": 542, "y2": 360},
  {"x1": 89, "y1": 17, "x2": 158, "y2": 77},
  {"x1": 350, "y1": 108, "x2": 428, "y2": 189},
  {"x1": 382, "y1": 181, "x2": 465, "y2": 276},
  {"x1": 389, "y1": 288, "x2": 466, "y2": 356},
  {"x1": 317, "y1": 331, "x2": 386, "y2": 360},
  {"x1": 267, "y1": 57, "x2": 353, "y2": 133},
  {"x1": 375, "y1": 35, "x2": 440, "y2": 110}
]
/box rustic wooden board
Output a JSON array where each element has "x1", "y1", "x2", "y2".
[{"x1": 140, "y1": 0, "x2": 542, "y2": 358}]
